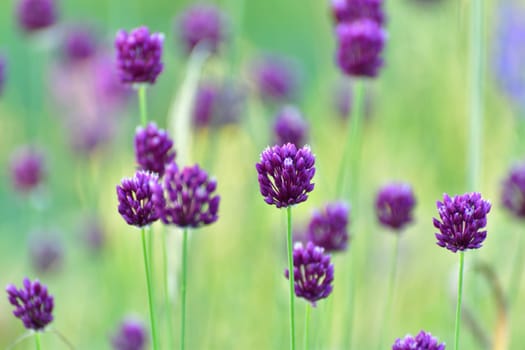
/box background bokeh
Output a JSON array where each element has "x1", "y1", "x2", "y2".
[{"x1": 1, "y1": 0, "x2": 524, "y2": 349}]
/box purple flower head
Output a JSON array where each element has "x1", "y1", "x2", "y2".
[
  {"x1": 115, "y1": 26, "x2": 164, "y2": 85},
  {"x1": 177, "y1": 4, "x2": 227, "y2": 55},
  {"x1": 111, "y1": 317, "x2": 148, "y2": 350},
  {"x1": 331, "y1": 0, "x2": 385, "y2": 25},
  {"x1": 0, "y1": 55, "x2": 5, "y2": 96},
  {"x1": 63, "y1": 27, "x2": 97, "y2": 62},
  {"x1": 307, "y1": 201, "x2": 350, "y2": 252},
  {"x1": 193, "y1": 82, "x2": 218, "y2": 128},
  {"x1": 116, "y1": 170, "x2": 163, "y2": 228},
  {"x1": 376, "y1": 182, "x2": 416, "y2": 231},
  {"x1": 29, "y1": 233, "x2": 63, "y2": 274},
  {"x1": 134, "y1": 122, "x2": 176, "y2": 176},
  {"x1": 6, "y1": 278, "x2": 54, "y2": 331},
  {"x1": 10, "y1": 146, "x2": 45, "y2": 193},
  {"x1": 433, "y1": 192, "x2": 491, "y2": 253},
  {"x1": 273, "y1": 105, "x2": 309, "y2": 147},
  {"x1": 336, "y1": 19, "x2": 387, "y2": 78},
  {"x1": 256, "y1": 143, "x2": 315, "y2": 208},
  {"x1": 284, "y1": 242, "x2": 334, "y2": 306},
  {"x1": 160, "y1": 162, "x2": 220, "y2": 228},
  {"x1": 502, "y1": 162, "x2": 525, "y2": 218},
  {"x1": 252, "y1": 55, "x2": 297, "y2": 102},
  {"x1": 16, "y1": 0, "x2": 57, "y2": 33},
  {"x1": 392, "y1": 330, "x2": 446, "y2": 350}
]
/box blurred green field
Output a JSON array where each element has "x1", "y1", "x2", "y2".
[{"x1": 0, "y1": 0, "x2": 523, "y2": 349}]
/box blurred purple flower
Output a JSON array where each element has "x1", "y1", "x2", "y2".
[
  {"x1": 501, "y1": 162, "x2": 525, "y2": 219},
  {"x1": 0, "y1": 55, "x2": 5, "y2": 96},
  {"x1": 285, "y1": 242, "x2": 334, "y2": 306},
  {"x1": 16, "y1": 0, "x2": 57, "y2": 33},
  {"x1": 111, "y1": 317, "x2": 148, "y2": 350},
  {"x1": 334, "y1": 80, "x2": 352, "y2": 119},
  {"x1": 80, "y1": 215, "x2": 105, "y2": 253},
  {"x1": 273, "y1": 105, "x2": 309, "y2": 147},
  {"x1": 6, "y1": 278, "x2": 54, "y2": 331},
  {"x1": 433, "y1": 192, "x2": 491, "y2": 253},
  {"x1": 307, "y1": 201, "x2": 350, "y2": 252},
  {"x1": 9, "y1": 146, "x2": 45, "y2": 193},
  {"x1": 134, "y1": 122, "x2": 176, "y2": 176},
  {"x1": 116, "y1": 171, "x2": 163, "y2": 228},
  {"x1": 160, "y1": 162, "x2": 220, "y2": 228},
  {"x1": 375, "y1": 182, "x2": 416, "y2": 231},
  {"x1": 29, "y1": 233, "x2": 63, "y2": 274},
  {"x1": 177, "y1": 4, "x2": 227, "y2": 55},
  {"x1": 255, "y1": 143, "x2": 315, "y2": 208},
  {"x1": 193, "y1": 82, "x2": 218, "y2": 128},
  {"x1": 336, "y1": 19, "x2": 387, "y2": 77},
  {"x1": 63, "y1": 26, "x2": 97, "y2": 62},
  {"x1": 252, "y1": 55, "x2": 298, "y2": 102},
  {"x1": 392, "y1": 330, "x2": 445, "y2": 350},
  {"x1": 115, "y1": 26, "x2": 164, "y2": 84},
  {"x1": 331, "y1": 0, "x2": 385, "y2": 25}
]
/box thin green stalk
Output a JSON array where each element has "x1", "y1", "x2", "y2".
[
  {"x1": 138, "y1": 85, "x2": 148, "y2": 126},
  {"x1": 455, "y1": 251, "x2": 466, "y2": 350},
  {"x1": 286, "y1": 206, "x2": 296, "y2": 350},
  {"x1": 304, "y1": 303, "x2": 311, "y2": 350},
  {"x1": 509, "y1": 232, "x2": 524, "y2": 305},
  {"x1": 35, "y1": 332, "x2": 41, "y2": 350},
  {"x1": 141, "y1": 227, "x2": 159, "y2": 350},
  {"x1": 162, "y1": 227, "x2": 174, "y2": 350},
  {"x1": 181, "y1": 228, "x2": 189, "y2": 350}
]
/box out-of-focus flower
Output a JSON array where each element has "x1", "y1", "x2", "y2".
[
  {"x1": 80, "y1": 215, "x2": 105, "y2": 253},
  {"x1": 256, "y1": 143, "x2": 315, "y2": 208},
  {"x1": 29, "y1": 233, "x2": 63, "y2": 274},
  {"x1": 63, "y1": 26, "x2": 97, "y2": 62},
  {"x1": 177, "y1": 4, "x2": 227, "y2": 55},
  {"x1": 115, "y1": 26, "x2": 164, "y2": 84},
  {"x1": 307, "y1": 201, "x2": 350, "y2": 252},
  {"x1": 251, "y1": 55, "x2": 298, "y2": 102},
  {"x1": 273, "y1": 105, "x2": 309, "y2": 147},
  {"x1": 159, "y1": 162, "x2": 220, "y2": 228},
  {"x1": 334, "y1": 80, "x2": 352, "y2": 119},
  {"x1": 502, "y1": 162, "x2": 525, "y2": 218},
  {"x1": 336, "y1": 19, "x2": 387, "y2": 77},
  {"x1": 0, "y1": 55, "x2": 5, "y2": 96},
  {"x1": 193, "y1": 82, "x2": 218, "y2": 128},
  {"x1": 134, "y1": 122, "x2": 176, "y2": 176},
  {"x1": 433, "y1": 192, "x2": 491, "y2": 253},
  {"x1": 6, "y1": 278, "x2": 54, "y2": 331},
  {"x1": 285, "y1": 242, "x2": 334, "y2": 306},
  {"x1": 16, "y1": 0, "x2": 57, "y2": 33},
  {"x1": 116, "y1": 171, "x2": 163, "y2": 228},
  {"x1": 375, "y1": 182, "x2": 416, "y2": 231},
  {"x1": 9, "y1": 146, "x2": 45, "y2": 193},
  {"x1": 392, "y1": 330, "x2": 446, "y2": 350},
  {"x1": 331, "y1": 0, "x2": 385, "y2": 25},
  {"x1": 111, "y1": 317, "x2": 148, "y2": 350}
]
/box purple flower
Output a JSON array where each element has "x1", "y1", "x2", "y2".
[
  {"x1": 160, "y1": 162, "x2": 220, "y2": 228},
  {"x1": 307, "y1": 202, "x2": 350, "y2": 252},
  {"x1": 376, "y1": 182, "x2": 416, "y2": 231},
  {"x1": 331, "y1": 0, "x2": 385, "y2": 25},
  {"x1": 63, "y1": 27, "x2": 97, "y2": 62},
  {"x1": 273, "y1": 105, "x2": 309, "y2": 147},
  {"x1": 111, "y1": 317, "x2": 148, "y2": 350},
  {"x1": 10, "y1": 146, "x2": 45, "y2": 193},
  {"x1": 29, "y1": 233, "x2": 63, "y2": 274},
  {"x1": 193, "y1": 82, "x2": 218, "y2": 128},
  {"x1": 335, "y1": 19, "x2": 387, "y2": 78},
  {"x1": 177, "y1": 4, "x2": 226, "y2": 55},
  {"x1": 16, "y1": 0, "x2": 57, "y2": 33},
  {"x1": 256, "y1": 143, "x2": 315, "y2": 208},
  {"x1": 285, "y1": 242, "x2": 334, "y2": 306},
  {"x1": 134, "y1": 122, "x2": 176, "y2": 176},
  {"x1": 0, "y1": 55, "x2": 5, "y2": 96},
  {"x1": 392, "y1": 330, "x2": 446, "y2": 350},
  {"x1": 80, "y1": 215, "x2": 105, "y2": 253},
  {"x1": 115, "y1": 26, "x2": 164, "y2": 84},
  {"x1": 433, "y1": 192, "x2": 491, "y2": 253},
  {"x1": 6, "y1": 278, "x2": 54, "y2": 331},
  {"x1": 502, "y1": 162, "x2": 525, "y2": 218},
  {"x1": 252, "y1": 55, "x2": 297, "y2": 102},
  {"x1": 116, "y1": 170, "x2": 163, "y2": 228}
]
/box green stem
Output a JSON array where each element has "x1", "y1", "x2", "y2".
[
  {"x1": 509, "y1": 232, "x2": 524, "y2": 305},
  {"x1": 162, "y1": 227, "x2": 174, "y2": 350},
  {"x1": 378, "y1": 235, "x2": 400, "y2": 350},
  {"x1": 455, "y1": 251, "x2": 465, "y2": 350},
  {"x1": 304, "y1": 303, "x2": 311, "y2": 350},
  {"x1": 138, "y1": 85, "x2": 148, "y2": 126},
  {"x1": 286, "y1": 206, "x2": 296, "y2": 350},
  {"x1": 35, "y1": 332, "x2": 41, "y2": 350},
  {"x1": 141, "y1": 227, "x2": 159, "y2": 350},
  {"x1": 181, "y1": 228, "x2": 189, "y2": 350}
]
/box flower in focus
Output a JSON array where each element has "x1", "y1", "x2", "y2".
[
  {"x1": 273, "y1": 105, "x2": 309, "y2": 147},
  {"x1": 63, "y1": 26, "x2": 97, "y2": 62},
  {"x1": 134, "y1": 122, "x2": 176, "y2": 176},
  {"x1": 115, "y1": 26, "x2": 164, "y2": 84},
  {"x1": 336, "y1": 19, "x2": 387, "y2": 77},
  {"x1": 375, "y1": 182, "x2": 416, "y2": 231},
  {"x1": 502, "y1": 162, "x2": 525, "y2": 219},
  {"x1": 16, "y1": 0, "x2": 57, "y2": 33},
  {"x1": 251, "y1": 55, "x2": 298, "y2": 102},
  {"x1": 331, "y1": 0, "x2": 385, "y2": 25},
  {"x1": 285, "y1": 242, "x2": 334, "y2": 306},
  {"x1": 160, "y1": 162, "x2": 220, "y2": 228},
  {"x1": 10, "y1": 146, "x2": 45, "y2": 193},
  {"x1": 433, "y1": 192, "x2": 491, "y2": 253},
  {"x1": 392, "y1": 330, "x2": 446, "y2": 350},
  {"x1": 6, "y1": 278, "x2": 54, "y2": 331},
  {"x1": 307, "y1": 201, "x2": 350, "y2": 252},
  {"x1": 116, "y1": 170, "x2": 163, "y2": 228},
  {"x1": 111, "y1": 317, "x2": 148, "y2": 350},
  {"x1": 177, "y1": 4, "x2": 226, "y2": 55},
  {"x1": 256, "y1": 143, "x2": 315, "y2": 208}
]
